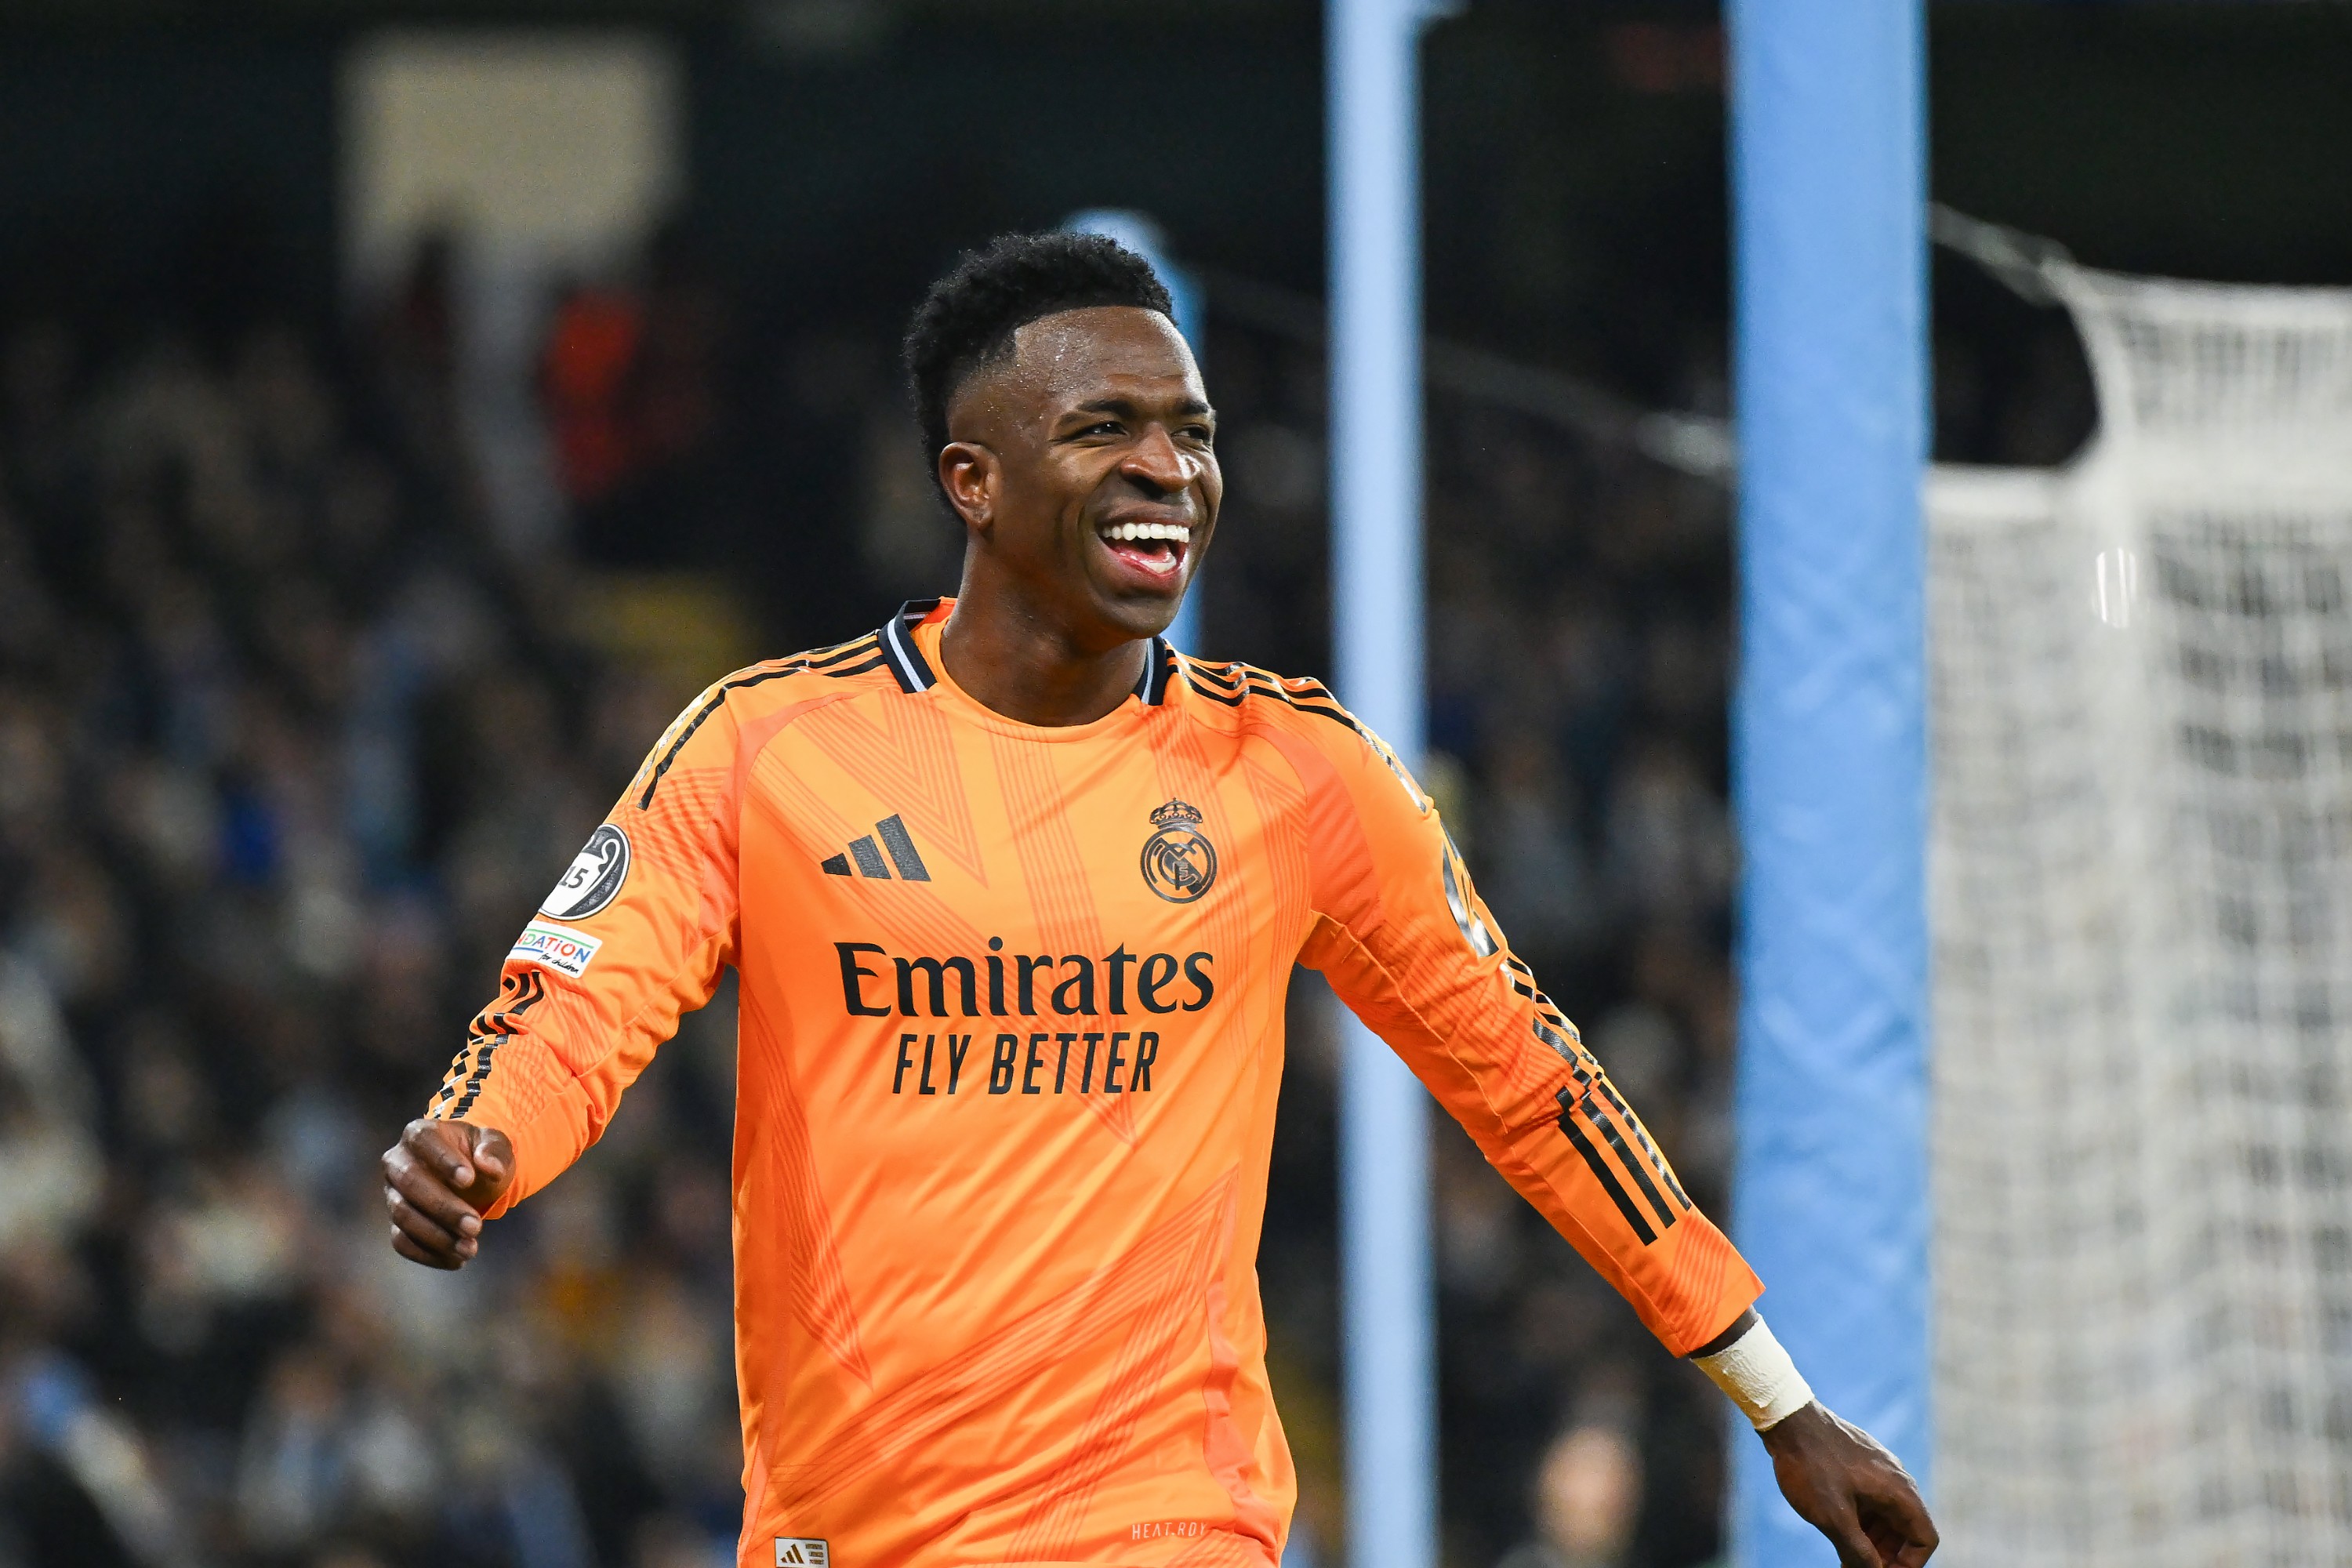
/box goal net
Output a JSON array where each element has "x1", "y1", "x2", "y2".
[{"x1": 1928, "y1": 263, "x2": 2352, "y2": 1566}]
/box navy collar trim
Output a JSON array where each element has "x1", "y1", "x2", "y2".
[
  {"x1": 880, "y1": 599, "x2": 943, "y2": 692},
  {"x1": 884, "y1": 599, "x2": 1174, "y2": 709}
]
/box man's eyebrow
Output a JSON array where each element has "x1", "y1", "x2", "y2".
[{"x1": 1065, "y1": 397, "x2": 1217, "y2": 419}]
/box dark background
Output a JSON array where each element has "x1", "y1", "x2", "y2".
[{"x1": 6, "y1": 0, "x2": 2350, "y2": 475}]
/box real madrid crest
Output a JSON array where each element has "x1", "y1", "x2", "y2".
[{"x1": 1139, "y1": 799, "x2": 1218, "y2": 904}]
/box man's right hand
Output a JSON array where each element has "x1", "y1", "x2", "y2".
[{"x1": 381, "y1": 1120, "x2": 514, "y2": 1270}]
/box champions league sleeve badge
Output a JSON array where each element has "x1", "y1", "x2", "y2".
[
  {"x1": 1139, "y1": 800, "x2": 1218, "y2": 904},
  {"x1": 542, "y1": 823, "x2": 632, "y2": 920}
]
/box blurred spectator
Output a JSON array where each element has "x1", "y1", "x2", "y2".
[
  {"x1": 1602, "y1": 735, "x2": 1735, "y2": 933},
  {"x1": 548, "y1": 223, "x2": 734, "y2": 577},
  {"x1": 1523, "y1": 1421, "x2": 1643, "y2": 1568},
  {"x1": 543, "y1": 284, "x2": 646, "y2": 511},
  {"x1": 1479, "y1": 734, "x2": 1605, "y2": 971},
  {"x1": 0, "y1": 956, "x2": 101, "y2": 1257}
]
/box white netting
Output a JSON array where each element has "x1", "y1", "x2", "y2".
[{"x1": 1929, "y1": 265, "x2": 2352, "y2": 1566}]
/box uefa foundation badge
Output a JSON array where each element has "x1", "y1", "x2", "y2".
[{"x1": 1140, "y1": 799, "x2": 1218, "y2": 903}]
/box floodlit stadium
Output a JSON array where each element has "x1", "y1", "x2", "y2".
[{"x1": 0, "y1": 5, "x2": 2345, "y2": 1568}]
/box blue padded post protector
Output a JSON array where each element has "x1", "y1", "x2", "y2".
[{"x1": 1725, "y1": 2, "x2": 1933, "y2": 1563}]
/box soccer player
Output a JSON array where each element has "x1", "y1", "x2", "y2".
[{"x1": 381, "y1": 234, "x2": 1936, "y2": 1568}]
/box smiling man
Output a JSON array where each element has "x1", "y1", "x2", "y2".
[{"x1": 380, "y1": 233, "x2": 1934, "y2": 1568}]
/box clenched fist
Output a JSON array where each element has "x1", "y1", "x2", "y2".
[
  {"x1": 1760, "y1": 1402, "x2": 1937, "y2": 1567},
  {"x1": 380, "y1": 1119, "x2": 515, "y2": 1270}
]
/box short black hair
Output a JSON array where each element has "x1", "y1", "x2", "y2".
[{"x1": 902, "y1": 231, "x2": 1175, "y2": 466}]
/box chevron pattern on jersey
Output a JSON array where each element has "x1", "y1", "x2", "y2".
[{"x1": 764, "y1": 1174, "x2": 1235, "y2": 1517}]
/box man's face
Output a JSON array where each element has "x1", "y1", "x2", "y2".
[{"x1": 940, "y1": 306, "x2": 1221, "y2": 648}]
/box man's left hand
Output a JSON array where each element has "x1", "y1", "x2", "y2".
[{"x1": 1758, "y1": 1402, "x2": 1937, "y2": 1567}]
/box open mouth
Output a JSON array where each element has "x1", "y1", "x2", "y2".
[{"x1": 1097, "y1": 519, "x2": 1192, "y2": 582}]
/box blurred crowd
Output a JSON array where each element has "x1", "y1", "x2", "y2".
[
  {"x1": 0, "y1": 254, "x2": 746, "y2": 1567},
  {"x1": 0, "y1": 223, "x2": 1763, "y2": 1568}
]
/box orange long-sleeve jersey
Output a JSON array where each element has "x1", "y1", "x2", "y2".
[{"x1": 430, "y1": 598, "x2": 1759, "y2": 1568}]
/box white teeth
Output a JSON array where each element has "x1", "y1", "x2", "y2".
[{"x1": 1104, "y1": 522, "x2": 1192, "y2": 544}]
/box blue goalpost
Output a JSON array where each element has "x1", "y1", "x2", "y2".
[{"x1": 1726, "y1": 2, "x2": 1933, "y2": 1564}]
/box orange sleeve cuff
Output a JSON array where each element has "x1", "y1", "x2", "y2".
[{"x1": 455, "y1": 1077, "x2": 600, "y2": 1222}]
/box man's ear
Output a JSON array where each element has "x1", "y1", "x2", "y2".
[{"x1": 939, "y1": 441, "x2": 996, "y2": 534}]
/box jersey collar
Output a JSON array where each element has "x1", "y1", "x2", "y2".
[
  {"x1": 879, "y1": 598, "x2": 1177, "y2": 708},
  {"x1": 880, "y1": 597, "x2": 944, "y2": 691}
]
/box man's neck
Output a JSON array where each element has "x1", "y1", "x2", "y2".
[{"x1": 937, "y1": 586, "x2": 1150, "y2": 728}]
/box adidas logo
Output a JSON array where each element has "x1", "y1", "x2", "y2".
[
  {"x1": 821, "y1": 814, "x2": 930, "y2": 882},
  {"x1": 774, "y1": 1541, "x2": 829, "y2": 1566}
]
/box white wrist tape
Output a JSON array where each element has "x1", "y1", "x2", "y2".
[{"x1": 1693, "y1": 1316, "x2": 1814, "y2": 1430}]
